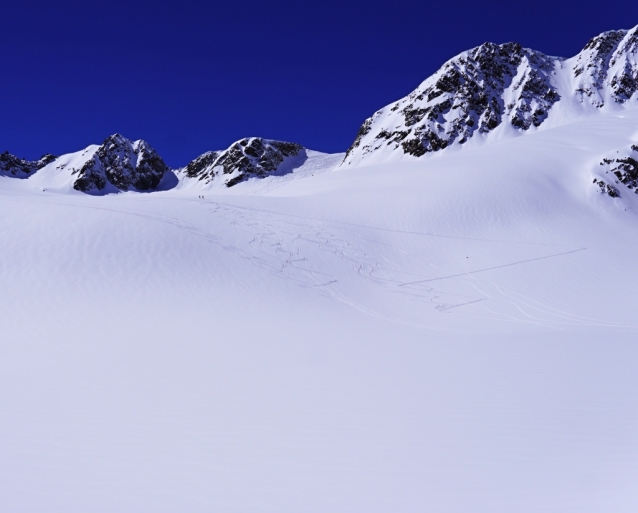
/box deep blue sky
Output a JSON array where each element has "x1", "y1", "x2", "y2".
[{"x1": 2, "y1": 0, "x2": 636, "y2": 166}]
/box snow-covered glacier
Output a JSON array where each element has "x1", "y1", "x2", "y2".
[{"x1": 1, "y1": 25, "x2": 638, "y2": 513}]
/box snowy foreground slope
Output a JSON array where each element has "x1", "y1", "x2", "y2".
[{"x1": 2, "y1": 106, "x2": 638, "y2": 512}]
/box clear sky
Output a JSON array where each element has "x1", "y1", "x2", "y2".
[{"x1": 2, "y1": 0, "x2": 636, "y2": 166}]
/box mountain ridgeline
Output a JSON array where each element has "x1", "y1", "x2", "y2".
[
  {"x1": 342, "y1": 25, "x2": 638, "y2": 166},
  {"x1": 180, "y1": 138, "x2": 304, "y2": 188},
  {"x1": 0, "y1": 152, "x2": 56, "y2": 178},
  {"x1": 1, "y1": 134, "x2": 308, "y2": 194},
  {"x1": 1, "y1": 25, "x2": 637, "y2": 193}
]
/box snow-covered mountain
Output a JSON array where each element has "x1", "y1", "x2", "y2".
[
  {"x1": 5, "y1": 135, "x2": 310, "y2": 194},
  {"x1": 2, "y1": 25, "x2": 637, "y2": 194},
  {"x1": 178, "y1": 137, "x2": 305, "y2": 187},
  {"x1": 342, "y1": 25, "x2": 638, "y2": 166}
]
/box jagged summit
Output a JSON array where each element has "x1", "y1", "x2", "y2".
[
  {"x1": 179, "y1": 137, "x2": 304, "y2": 187},
  {"x1": 573, "y1": 28, "x2": 638, "y2": 106},
  {"x1": 342, "y1": 25, "x2": 638, "y2": 166},
  {"x1": 343, "y1": 43, "x2": 560, "y2": 165},
  {"x1": 0, "y1": 152, "x2": 56, "y2": 178},
  {"x1": 71, "y1": 134, "x2": 169, "y2": 193},
  {"x1": 592, "y1": 142, "x2": 638, "y2": 198}
]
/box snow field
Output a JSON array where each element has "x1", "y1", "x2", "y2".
[{"x1": 1, "y1": 109, "x2": 638, "y2": 511}]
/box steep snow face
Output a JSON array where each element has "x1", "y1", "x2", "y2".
[
  {"x1": 343, "y1": 25, "x2": 638, "y2": 167},
  {"x1": 0, "y1": 152, "x2": 56, "y2": 178},
  {"x1": 179, "y1": 138, "x2": 304, "y2": 187},
  {"x1": 72, "y1": 134, "x2": 168, "y2": 193}
]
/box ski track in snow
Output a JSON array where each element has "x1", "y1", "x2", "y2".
[
  {"x1": 2, "y1": 191, "x2": 634, "y2": 332},
  {"x1": 201, "y1": 200, "x2": 623, "y2": 330}
]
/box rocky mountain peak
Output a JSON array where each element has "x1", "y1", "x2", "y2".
[
  {"x1": 342, "y1": 24, "x2": 638, "y2": 167},
  {"x1": 342, "y1": 41, "x2": 560, "y2": 165},
  {"x1": 73, "y1": 134, "x2": 168, "y2": 193},
  {"x1": 573, "y1": 27, "x2": 638, "y2": 106},
  {"x1": 182, "y1": 137, "x2": 304, "y2": 187},
  {"x1": 0, "y1": 151, "x2": 56, "y2": 178},
  {"x1": 593, "y1": 142, "x2": 638, "y2": 198}
]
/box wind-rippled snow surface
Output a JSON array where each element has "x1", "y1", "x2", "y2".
[{"x1": 2, "y1": 112, "x2": 638, "y2": 512}]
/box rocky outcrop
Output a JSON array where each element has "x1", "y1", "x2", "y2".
[
  {"x1": 0, "y1": 152, "x2": 56, "y2": 178},
  {"x1": 343, "y1": 25, "x2": 638, "y2": 166},
  {"x1": 72, "y1": 134, "x2": 168, "y2": 193},
  {"x1": 573, "y1": 27, "x2": 638, "y2": 106},
  {"x1": 182, "y1": 138, "x2": 303, "y2": 187},
  {"x1": 594, "y1": 144, "x2": 638, "y2": 198},
  {"x1": 342, "y1": 42, "x2": 561, "y2": 165}
]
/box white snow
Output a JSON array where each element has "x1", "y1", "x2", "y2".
[{"x1": 1, "y1": 108, "x2": 638, "y2": 512}]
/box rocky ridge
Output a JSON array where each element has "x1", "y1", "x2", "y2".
[
  {"x1": 72, "y1": 134, "x2": 169, "y2": 193},
  {"x1": 1, "y1": 25, "x2": 636, "y2": 194},
  {"x1": 181, "y1": 138, "x2": 304, "y2": 187},
  {"x1": 0, "y1": 152, "x2": 56, "y2": 178},
  {"x1": 343, "y1": 25, "x2": 638, "y2": 166},
  {"x1": 1, "y1": 134, "x2": 306, "y2": 194},
  {"x1": 573, "y1": 28, "x2": 638, "y2": 106}
]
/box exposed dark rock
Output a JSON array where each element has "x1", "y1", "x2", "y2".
[
  {"x1": 607, "y1": 156, "x2": 638, "y2": 189},
  {"x1": 573, "y1": 27, "x2": 638, "y2": 106},
  {"x1": 593, "y1": 178, "x2": 620, "y2": 197},
  {"x1": 401, "y1": 138, "x2": 428, "y2": 157},
  {"x1": 573, "y1": 30, "x2": 626, "y2": 106},
  {"x1": 594, "y1": 144, "x2": 638, "y2": 197},
  {"x1": 184, "y1": 151, "x2": 220, "y2": 180},
  {"x1": 343, "y1": 41, "x2": 560, "y2": 164},
  {"x1": 73, "y1": 134, "x2": 168, "y2": 193},
  {"x1": 343, "y1": 119, "x2": 372, "y2": 161},
  {"x1": 608, "y1": 27, "x2": 638, "y2": 103},
  {"x1": 343, "y1": 25, "x2": 638, "y2": 166},
  {"x1": 181, "y1": 138, "x2": 304, "y2": 187},
  {"x1": 0, "y1": 151, "x2": 56, "y2": 178}
]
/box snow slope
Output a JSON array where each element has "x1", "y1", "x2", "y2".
[{"x1": 1, "y1": 104, "x2": 638, "y2": 512}]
